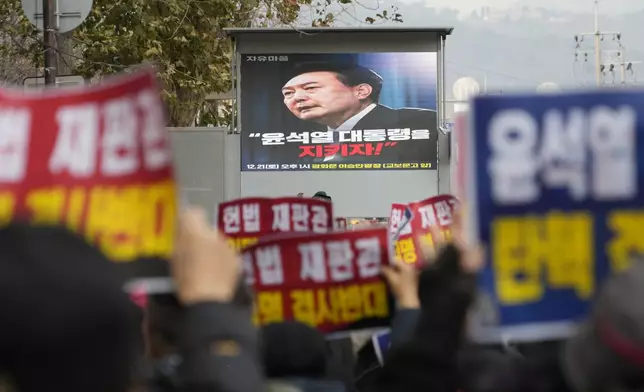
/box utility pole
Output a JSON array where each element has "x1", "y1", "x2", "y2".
[
  {"x1": 574, "y1": 0, "x2": 640, "y2": 87},
  {"x1": 592, "y1": 0, "x2": 601, "y2": 86},
  {"x1": 43, "y1": 0, "x2": 58, "y2": 85},
  {"x1": 602, "y1": 49, "x2": 642, "y2": 86}
]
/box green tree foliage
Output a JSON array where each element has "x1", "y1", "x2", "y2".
[
  {"x1": 0, "y1": 0, "x2": 42, "y2": 85},
  {"x1": 0, "y1": 0, "x2": 402, "y2": 125}
]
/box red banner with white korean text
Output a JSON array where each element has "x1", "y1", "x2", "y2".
[
  {"x1": 0, "y1": 70, "x2": 176, "y2": 279},
  {"x1": 389, "y1": 203, "x2": 420, "y2": 265},
  {"x1": 217, "y1": 197, "x2": 334, "y2": 251},
  {"x1": 409, "y1": 194, "x2": 459, "y2": 251},
  {"x1": 242, "y1": 227, "x2": 394, "y2": 334}
]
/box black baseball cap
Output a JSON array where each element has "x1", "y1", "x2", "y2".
[{"x1": 313, "y1": 191, "x2": 331, "y2": 201}]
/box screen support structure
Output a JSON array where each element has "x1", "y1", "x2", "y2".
[
  {"x1": 225, "y1": 27, "x2": 454, "y2": 216},
  {"x1": 230, "y1": 38, "x2": 239, "y2": 135},
  {"x1": 437, "y1": 34, "x2": 449, "y2": 135},
  {"x1": 437, "y1": 33, "x2": 451, "y2": 193}
]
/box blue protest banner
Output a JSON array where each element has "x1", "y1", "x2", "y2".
[{"x1": 465, "y1": 90, "x2": 644, "y2": 343}]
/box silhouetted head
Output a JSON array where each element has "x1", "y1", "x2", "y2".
[
  {"x1": 0, "y1": 224, "x2": 138, "y2": 392},
  {"x1": 261, "y1": 321, "x2": 327, "y2": 379}
]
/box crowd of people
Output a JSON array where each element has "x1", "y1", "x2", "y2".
[{"x1": 0, "y1": 200, "x2": 642, "y2": 392}]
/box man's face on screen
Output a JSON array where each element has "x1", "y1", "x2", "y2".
[{"x1": 282, "y1": 71, "x2": 363, "y2": 127}]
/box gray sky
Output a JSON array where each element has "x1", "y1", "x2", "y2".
[
  {"x1": 313, "y1": 0, "x2": 644, "y2": 90},
  {"x1": 391, "y1": 0, "x2": 642, "y2": 15}
]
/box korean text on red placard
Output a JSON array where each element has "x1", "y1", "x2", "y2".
[
  {"x1": 389, "y1": 203, "x2": 420, "y2": 265},
  {"x1": 409, "y1": 194, "x2": 459, "y2": 249},
  {"x1": 0, "y1": 71, "x2": 176, "y2": 262},
  {"x1": 218, "y1": 197, "x2": 334, "y2": 250},
  {"x1": 243, "y1": 227, "x2": 392, "y2": 333}
]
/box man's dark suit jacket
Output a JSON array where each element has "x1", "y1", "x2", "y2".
[{"x1": 296, "y1": 104, "x2": 438, "y2": 167}]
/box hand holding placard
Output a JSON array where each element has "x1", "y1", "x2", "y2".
[
  {"x1": 381, "y1": 258, "x2": 420, "y2": 309},
  {"x1": 421, "y1": 209, "x2": 484, "y2": 274},
  {"x1": 174, "y1": 207, "x2": 242, "y2": 304}
]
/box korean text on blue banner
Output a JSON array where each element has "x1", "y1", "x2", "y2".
[{"x1": 466, "y1": 90, "x2": 644, "y2": 342}]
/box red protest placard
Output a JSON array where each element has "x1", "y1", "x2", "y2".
[
  {"x1": 389, "y1": 203, "x2": 420, "y2": 265},
  {"x1": 409, "y1": 194, "x2": 459, "y2": 250},
  {"x1": 242, "y1": 227, "x2": 393, "y2": 334},
  {"x1": 217, "y1": 197, "x2": 334, "y2": 250},
  {"x1": 0, "y1": 71, "x2": 175, "y2": 277}
]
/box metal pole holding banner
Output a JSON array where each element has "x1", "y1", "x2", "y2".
[{"x1": 43, "y1": 0, "x2": 58, "y2": 85}]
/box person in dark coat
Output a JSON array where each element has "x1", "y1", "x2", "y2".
[
  {"x1": 0, "y1": 224, "x2": 139, "y2": 392},
  {"x1": 372, "y1": 213, "x2": 485, "y2": 392},
  {"x1": 262, "y1": 321, "x2": 346, "y2": 392},
  {"x1": 371, "y1": 219, "x2": 573, "y2": 392},
  {"x1": 0, "y1": 207, "x2": 265, "y2": 392}
]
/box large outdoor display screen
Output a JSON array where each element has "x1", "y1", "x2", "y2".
[{"x1": 240, "y1": 52, "x2": 438, "y2": 171}]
